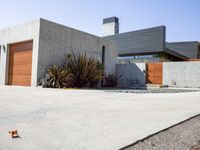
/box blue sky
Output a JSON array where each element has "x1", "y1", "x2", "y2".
[{"x1": 0, "y1": 0, "x2": 199, "y2": 42}]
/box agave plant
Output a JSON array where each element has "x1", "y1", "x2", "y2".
[
  {"x1": 65, "y1": 52, "x2": 104, "y2": 88},
  {"x1": 40, "y1": 51, "x2": 104, "y2": 88},
  {"x1": 40, "y1": 65, "x2": 73, "y2": 88}
]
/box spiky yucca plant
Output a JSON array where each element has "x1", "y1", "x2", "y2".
[
  {"x1": 40, "y1": 65, "x2": 73, "y2": 88},
  {"x1": 66, "y1": 52, "x2": 104, "y2": 88}
]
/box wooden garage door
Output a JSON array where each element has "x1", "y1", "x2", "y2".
[
  {"x1": 8, "y1": 40, "x2": 33, "y2": 86},
  {"x1": 146, "y1": 63, "x2": 163, "y2": 85}
]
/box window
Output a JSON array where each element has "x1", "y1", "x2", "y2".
[
  {"x1": 102, "y1": 46, "x2": 105, "y2": 65},
  {"x1": 135, "y1": 55, "x2": 154, "y2": 59},
  {"x1": 118, "y1": 54, "x2": 156, "y2": 60}
]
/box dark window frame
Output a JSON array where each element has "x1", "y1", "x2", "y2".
[{"x1": 102, "y1": 46, "x2": 106, "y2": 65}]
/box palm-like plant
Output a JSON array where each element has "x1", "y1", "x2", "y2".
[
  {"x1": 40, "y1": 65, "x2": 73, "y2": 88},
  {"x1": 40, "y1": 51, "x2": 104, "y2": 88},
  {"x1": 66, "y1": 52, "x2": 104, "y2": 88}
]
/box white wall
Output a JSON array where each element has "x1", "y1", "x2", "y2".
[
  {"x1": 163, "y1": 62, "x2": 200, "y2": 88},
  {"x1": 0, "y1": 19, "x2": 40, "y2": 86}
]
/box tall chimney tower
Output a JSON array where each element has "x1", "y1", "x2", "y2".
[{"x1": 102, "y1": 17, "x2": 119, "y2": 36}]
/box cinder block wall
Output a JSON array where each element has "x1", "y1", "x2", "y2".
[
  {"x1": 117, "y1": 63, "x2": 146, "y2": 87},
  {"x1": 163, "y1": 62, "x2": 200, "y2": 88}
]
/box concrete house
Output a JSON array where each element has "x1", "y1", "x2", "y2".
[
  {"x1": 101, "y1": 17, "x2": 200, "y2": 88},
  {"x1": 0, "y1": 19, "x2": 117, "y2": 86},
  {"x1": 0, "y1": 16, "x2": 199, "y2": 87},
  {"x1": 103, "y1": 17, "x2": 200, "y2": 63}
]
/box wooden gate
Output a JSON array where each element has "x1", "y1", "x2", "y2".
[{"x1": 146, "y1": 63, "x2": 163, "y2": 85}]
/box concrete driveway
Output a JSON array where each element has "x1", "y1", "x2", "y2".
[{"x1": 0, "y1": 86, "x2": 200, "y2": 150}]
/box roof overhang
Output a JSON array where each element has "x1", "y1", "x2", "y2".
[{"x1": 164, "y1": 48, "x2": 189, "y2": 60}]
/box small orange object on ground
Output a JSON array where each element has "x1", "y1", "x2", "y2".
[{"x1": 8, "y1": 130, "x2": 20, "y2": 138}]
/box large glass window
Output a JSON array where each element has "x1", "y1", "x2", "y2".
[
  {"x1": 135, "y1": 55, "x2": 154, "y2": 59},
  {"x1": 118, "y1": 53, "x2": 160, "y2": 60}
]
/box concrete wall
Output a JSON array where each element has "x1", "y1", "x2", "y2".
[
  {"x1": 0, "y1": 18, "x2": 117, "y2": 86},
  {"x1": 104, "y1": 26, "x2": 166, "y2": 56},
  {"x1": 0, "y1": 19, "x2": 40, "y2": 86},
  {"x1": 117, "y1": 63, "x2": 146, "y2": 87},
  {"x1": 117, "y1": 62, "x2": 200, "y2": 88},
  {"x1": 166, "y1": 42, "x2": 199, "y2": 59},
  {"x1": 37, "y1": 19, "x2": 117, "y2": 83},
  {"x1": 163, "y1": 62, "x2": 200, "y2": 88}
]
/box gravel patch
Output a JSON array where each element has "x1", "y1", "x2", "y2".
[
  {"x1": 105, "y1": 88, "x2": 200, "y2": 94},
  {"x1": 120, "y1": 114, "x2": 200, "y2": 150}
]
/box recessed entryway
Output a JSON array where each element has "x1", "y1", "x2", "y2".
[{"x1": 8, "y1": 40, "x2": 33, "y2": 86}]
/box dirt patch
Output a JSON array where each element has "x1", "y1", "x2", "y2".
[{"x1": 120, "y1": 114, "x2": 200, "y2": 150}]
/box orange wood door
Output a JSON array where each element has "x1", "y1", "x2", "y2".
[
  {"x1": 8, "y1": 41, "x2": 33, "y2": 86},
  {"x1": 146, "y1": 63, "x2": 163, "y2": 85}
]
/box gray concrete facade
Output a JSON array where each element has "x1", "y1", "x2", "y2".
[
  {"x1": 0, "y1": 19, "x2": 117, "y2": 86},
  {"x1": 104, "y1": 24, "x2": 199, "y2": 60},
  {"x1": 0, "y1": 19, "x2": 40, "y2": 86},
  {"x1": 117, "y1": 62, "x2": 200, "y2": 88},
  {"x1": 163, "y1": 62, "x2": 200, "y2": 88},
  {"x1": 166, "y1": 42, "x2": 199, "y2": 59},
  {"x1": 1, "y1": 17, "x2": 199, "y2": 87},
  {"x1": 117, "y1": 63, "x2": 146, "y2": 87},
  {"x1": 38, "y1": 19, "x2": 117, "y2": 83},
  {"x1": 104, "y1": 26, "x2": 166, "y2": 56}
]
